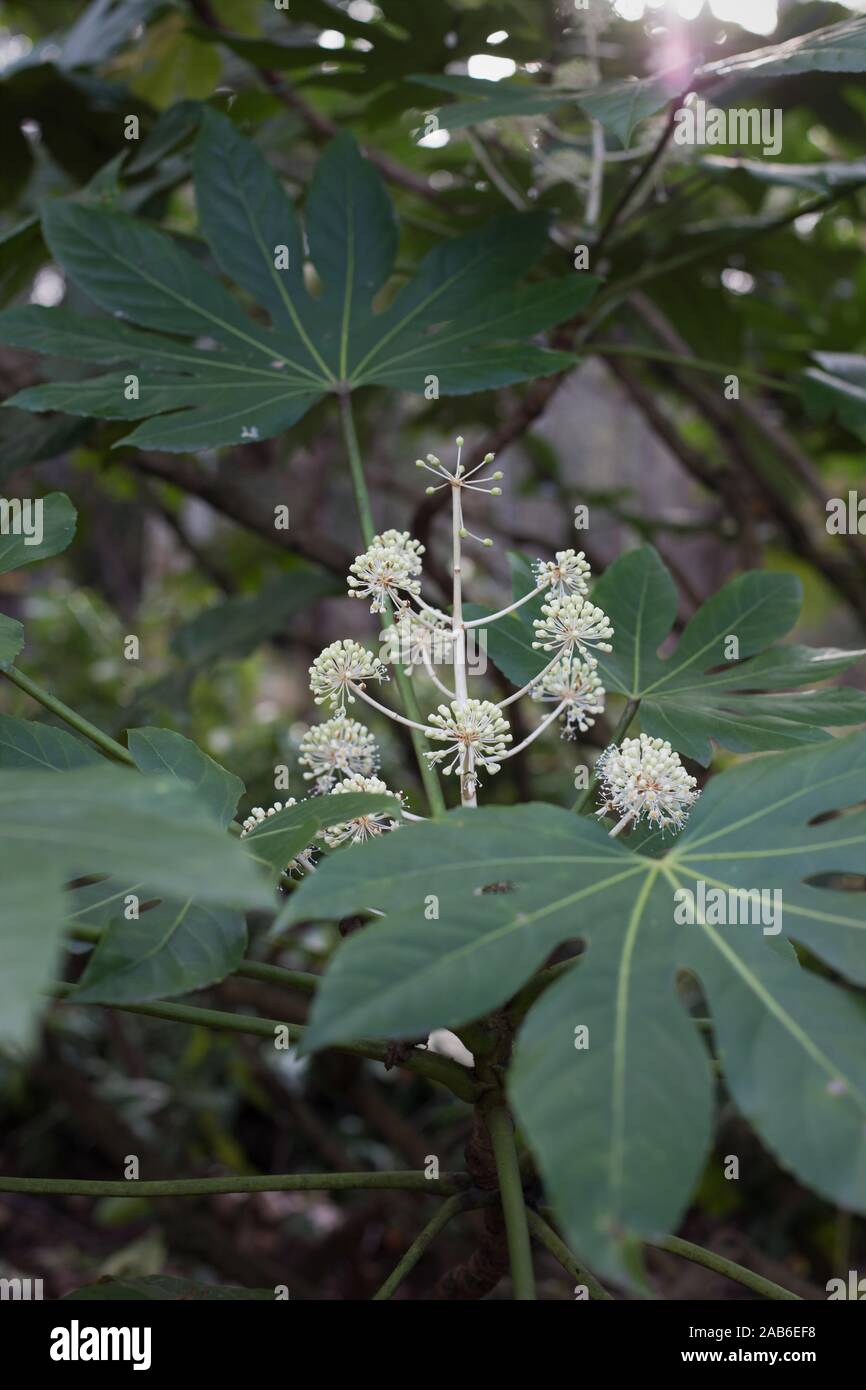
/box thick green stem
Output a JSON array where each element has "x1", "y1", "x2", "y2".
[
  {"x1": 650, "y1": 1234, "x2": 802, "y2": 1301},
  {"x1": 525, "y1": 1209, "x2": 613, "y2": 1300},
  {"x1": 486, "y1": 1107, "x2": 536, "y2": 1300},
  {"x1": 1, "y1": 666, "x2": 135, "y2": 766},
  {"x1": 47, "y1": 982, "x2": 478, "y2": 1102},
  {"x1": 572, "y1": 696, "x2": 640, "y2": 813},
  {"x1": 337, "y1": 391, "x2": 446, "y2": 818},
  {"x1": 373, "y1": 1193, "x2": 469, "y2": 1299},
  {"x1": 232, "y1": 958, "x2": 319, "y2": 995},
  {"x1": 0, "y1": 1172, "x2": 467, "y2": 1198}
]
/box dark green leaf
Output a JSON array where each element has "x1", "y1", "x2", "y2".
[
  {"x1": 593, "y1": 546, "x2": 866, "y2": 763},
  {"x1": 0, "y1": 493, "x2": 77, "y2": 575},
  {"x1": 127, "y1": 726, "x2": 243, "y2": 829},
  {"x1": 700, "y1": 14, "x2": 866, "y2": 79},
  {"x1": 0, "y1": 765, "x2": 271, "y2": 908},
  {"x1": 0, "y1": 614, "x2": 24, "y2": 669},
  {"x1": 288, "y1": 734, "x2": 866, "y2": 1280},
  {"x1": 0, "y1": 714, "x2": 101, "y2": 770},
  {"x1": 246, "y1": 791, "x2": 399, "y2": 878},
  {"x1": 73, "y1": 896, "x2": 247, "y2": 1004},
  {"x1": 0, "y1": 123, "x2": 596, "y2": 449},
  {"x1": 170, "y1": 567, "x2": 340, "y2": 666}
]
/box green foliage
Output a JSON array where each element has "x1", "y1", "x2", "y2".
[
  {"x1": 127, "y1": 726, "x2": 243, "y2": 829},
  {"x1": 170, "y1": 567, "x2": 340, "y2": 667},
  {"x1": 0, "y1": 713, "x2": 101, "y2": 769},
  {"x1": 0, "y1": 764, "x2": 272, "y2": 1047},
  {"x1": 0, "y1": 110, "x2": 594, "y2": 451},
  {"x1": 73, "y1": 892, "x2": 247, "y2": 1006},
  {"x1": 288, "y1": 733, "x2": 866, "y2": 1281},
  {"x1": 413, "y1": 15, "x2": 866, "y2": 143},
  {"x1": 2, "y1": 0, "x2": 866, "y2": 1305},
  {"x1": 474, "y1": 545, "x2": 866, "y2": 764}
]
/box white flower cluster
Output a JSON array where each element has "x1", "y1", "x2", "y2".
[
  {"x1": 532, "y1": 595, "x2": 613, "y2": 657},
  {"x1": 309, "y1": 639, "x2": 388, "y2": 709},
  {"x1": 347, "y1": 529, "x2": 424, "y2": 613},
  {"x1": 530, "y1": 655, "x2": 605, "y2": 738},
  {"x1": 596, "y1": 733, "x2": 699, "y2": 832},
  {"x1": 298, "y1": 713, "x2": 379, "y2": 791},
  {"x1": 240, "y1": 798, "x2": 318, "y2": 876},
  {"x1": 534, "y1": 549, "x2": 591, "y2": 600},
  {"x1": 321, "y1": 774, "x2": 404, "y2": 847},
  {"x1": 425, "y1": 698, "x2": 512, "y2": 788}
]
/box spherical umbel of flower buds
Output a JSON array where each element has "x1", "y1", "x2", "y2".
[
  {"x1": 321, "y1": 774, "x2": 404, "y2": 847},
  {"x1": 534, "y1": 549, "x2": 592, "y2": 600},
  {"x1": 309, "y1": 639, "x2": 388, "y2": 710},
  {"x1": 298, "y1": 713, "x2": 379, "y2": 791},
  {"x1": 424, "y1": 698, "x2": 512, "y2": 786},
  {"x1": 530, "y1": 655, "x2": 605, "y2": 738},
  {"x1": 241, "y1": 799, "x2": 317, "y2": 875},
  {"x1": 532, "y1": 595, "x2": 614, "y2": 657},
  {"x1": 347, "y1": 530, "x2": 424, "y2": 614},
  {"x1": 595, "y1": 734, "x2": 699, "y2": 833}
]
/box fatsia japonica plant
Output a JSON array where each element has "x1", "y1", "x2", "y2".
[{"x1": 3, "y1": 66, "x2": 866, "y2": 1304}]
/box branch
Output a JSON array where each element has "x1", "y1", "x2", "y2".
[
  {"x1": 47, "y1": 982, "x2": 479, "y2": 1102},
  {"x1": 486, "y1": 1107, "x2": 536, "y2": 1300},
  {"x1": 128, "y1": 451, "x2": 351, "y2": 578},
  {"x1": 373, "y1": 1193, "x2": 472, "y2": 1299},
  {"x1": 649, "y1": 1234, "x2": 802, "y2": 1301},
  {"x1": 525, "y1": 1209, "x2": 613, "y2": 1299},
  {"x1": 0, "y1": 1172, "x2": 468, "y2": 1198},
  {"x1": 1, "y1": 667, "x2": 135, "y2": 766}
]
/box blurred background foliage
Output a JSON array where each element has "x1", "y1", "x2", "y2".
[{"x1": 0, "y1": 0, "x2": 865, "y2": 1298}]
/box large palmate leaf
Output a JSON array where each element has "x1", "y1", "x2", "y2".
[
  {"x1": 0, "y1": 764, "x2": 272, "y2": 1049},
  {"x1": 0, "y1": 109, "x2": 594, "y2": 452},
  {"x1": 284, "y1": 734, "x2": 866, "y2": 1282},
  {"x1": 513, "y1": 733, "x2": 866, "y2": 1281},
  {"x1": 473, "y1": 546, "x2": 866, "y2": 764},
  {"x1": 591, "y1": 547, "x2": 866, "y2": 763}
]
